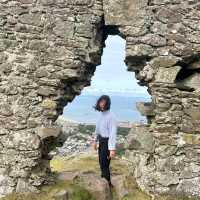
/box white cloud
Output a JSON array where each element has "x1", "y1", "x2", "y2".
[{"x1": 82, "y1": 35, "x2": 150, "y2": 98}]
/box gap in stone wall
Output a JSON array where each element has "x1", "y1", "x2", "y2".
[
  {"x1": 51, "y1": 34, "x2": 152, "y2": 162},
  {"x1": 59, "y1": 34, "x2": 151, "y2": 125}
]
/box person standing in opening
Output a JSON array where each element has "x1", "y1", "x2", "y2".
[{"x1": 91, "y1": 94, "x2": 118, "y2": 189}]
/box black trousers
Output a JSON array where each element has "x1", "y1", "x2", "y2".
[{"x1": 98, "y1": 134, "x2": 111, "y2": 183}]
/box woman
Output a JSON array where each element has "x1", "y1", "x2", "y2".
[{"x1": 91, "y1": 94, "x2": 118, "y2": 189}]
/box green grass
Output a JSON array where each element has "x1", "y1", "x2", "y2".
[
  {"x1": 117, "y1": 127, "x2": 130, "y2": 137},
  {"x1": 69, "y1": 184, "x2": 95, "y2": 200},
  {"x1": 77, "y1": 124, "x2": 131, "y2": 137},
  {"x1": 77, "y1": 124, "x2": 95, "y2": 135}
]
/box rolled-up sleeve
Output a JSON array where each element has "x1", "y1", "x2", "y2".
[{"x1": 108, "y1": 115, "x2": 118, "y2": 150}]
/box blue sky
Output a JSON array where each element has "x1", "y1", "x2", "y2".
[
  {"x1": 81, "y1": 35, "x2": 149, "y2": 97},
  {"x1": 62, "y1": 35, "x2": 151, "y2": 122}
]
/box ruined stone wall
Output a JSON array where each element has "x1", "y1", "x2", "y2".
[
  {"x1": 0, "y1": 0, "x2": 105, "y2": 197},
  {"x1": 116, "y1": 0, "x2": 200, "y2": 197},
  {"x1": 0, "y1": 0, "x2": 200, "y2": 198}
]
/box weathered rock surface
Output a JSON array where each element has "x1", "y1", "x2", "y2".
[{"x1": 0, "y1": 0, "x2": 200, "y2": 198}]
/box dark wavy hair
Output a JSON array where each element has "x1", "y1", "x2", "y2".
[{"x1": 93, "y1": 95, "x2": 111, "y2": 112}]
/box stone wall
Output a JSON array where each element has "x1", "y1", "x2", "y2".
[
  {"x1": 0, "y1": 0, "x2": 200, "y2": 198},
  {"x1": 0, "y1": 0, "x2": 105, "y2": 197}
]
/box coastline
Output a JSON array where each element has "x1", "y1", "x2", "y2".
[{"x1": 56, "y1": 115, "x2": 134, "y2": 128}]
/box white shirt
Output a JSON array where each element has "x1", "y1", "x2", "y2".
[{"x1": 93, "y1": 109, "x2": 118, "y2": 150}]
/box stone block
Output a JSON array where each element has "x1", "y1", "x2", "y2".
[
  {"x1": 41, "y1": 99, "x2": 57, "y2": 109},
  {"x1": 136, "y1": 102, "x2": 155, "y2": 116},
  {"x1": 178, "y1": 132, "x2": 200, "y2": 146},
  {"x1": 180, "y1": 73, "x2": 200, "y2": 90},
  {"x1": 149, "y1": 56, "x2": 181, "y2": 68},
  {"x1": 53, "y1": 189, "x2": 69, "y2": 200},
  {"x1": 103, "y1": 0, "x2": 148, "y2": 26},
  {"x1": 154, "y1": 65, "x2": 181, "y2": 83},
  {"x1": 37, "y1": 126, "x2": 61, "y2": 139},
  {"x1": 126, "y1": 124, "x2": 155, "y2": 153}
]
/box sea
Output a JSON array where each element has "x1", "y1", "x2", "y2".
[{"x1": 61, "y1": 93, "x2": 151, "y2": 124}]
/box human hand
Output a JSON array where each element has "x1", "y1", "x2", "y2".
[
  {"x1": 92, "y1": 142, "x2": 97, "y2": 151},
  {"x1": 108, "y1": 150, "x2": 116, "y2": 159}
]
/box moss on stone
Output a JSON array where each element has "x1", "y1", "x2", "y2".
[{"x1": 1, "y1": 180, "x2": 94, "y2": 200}]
